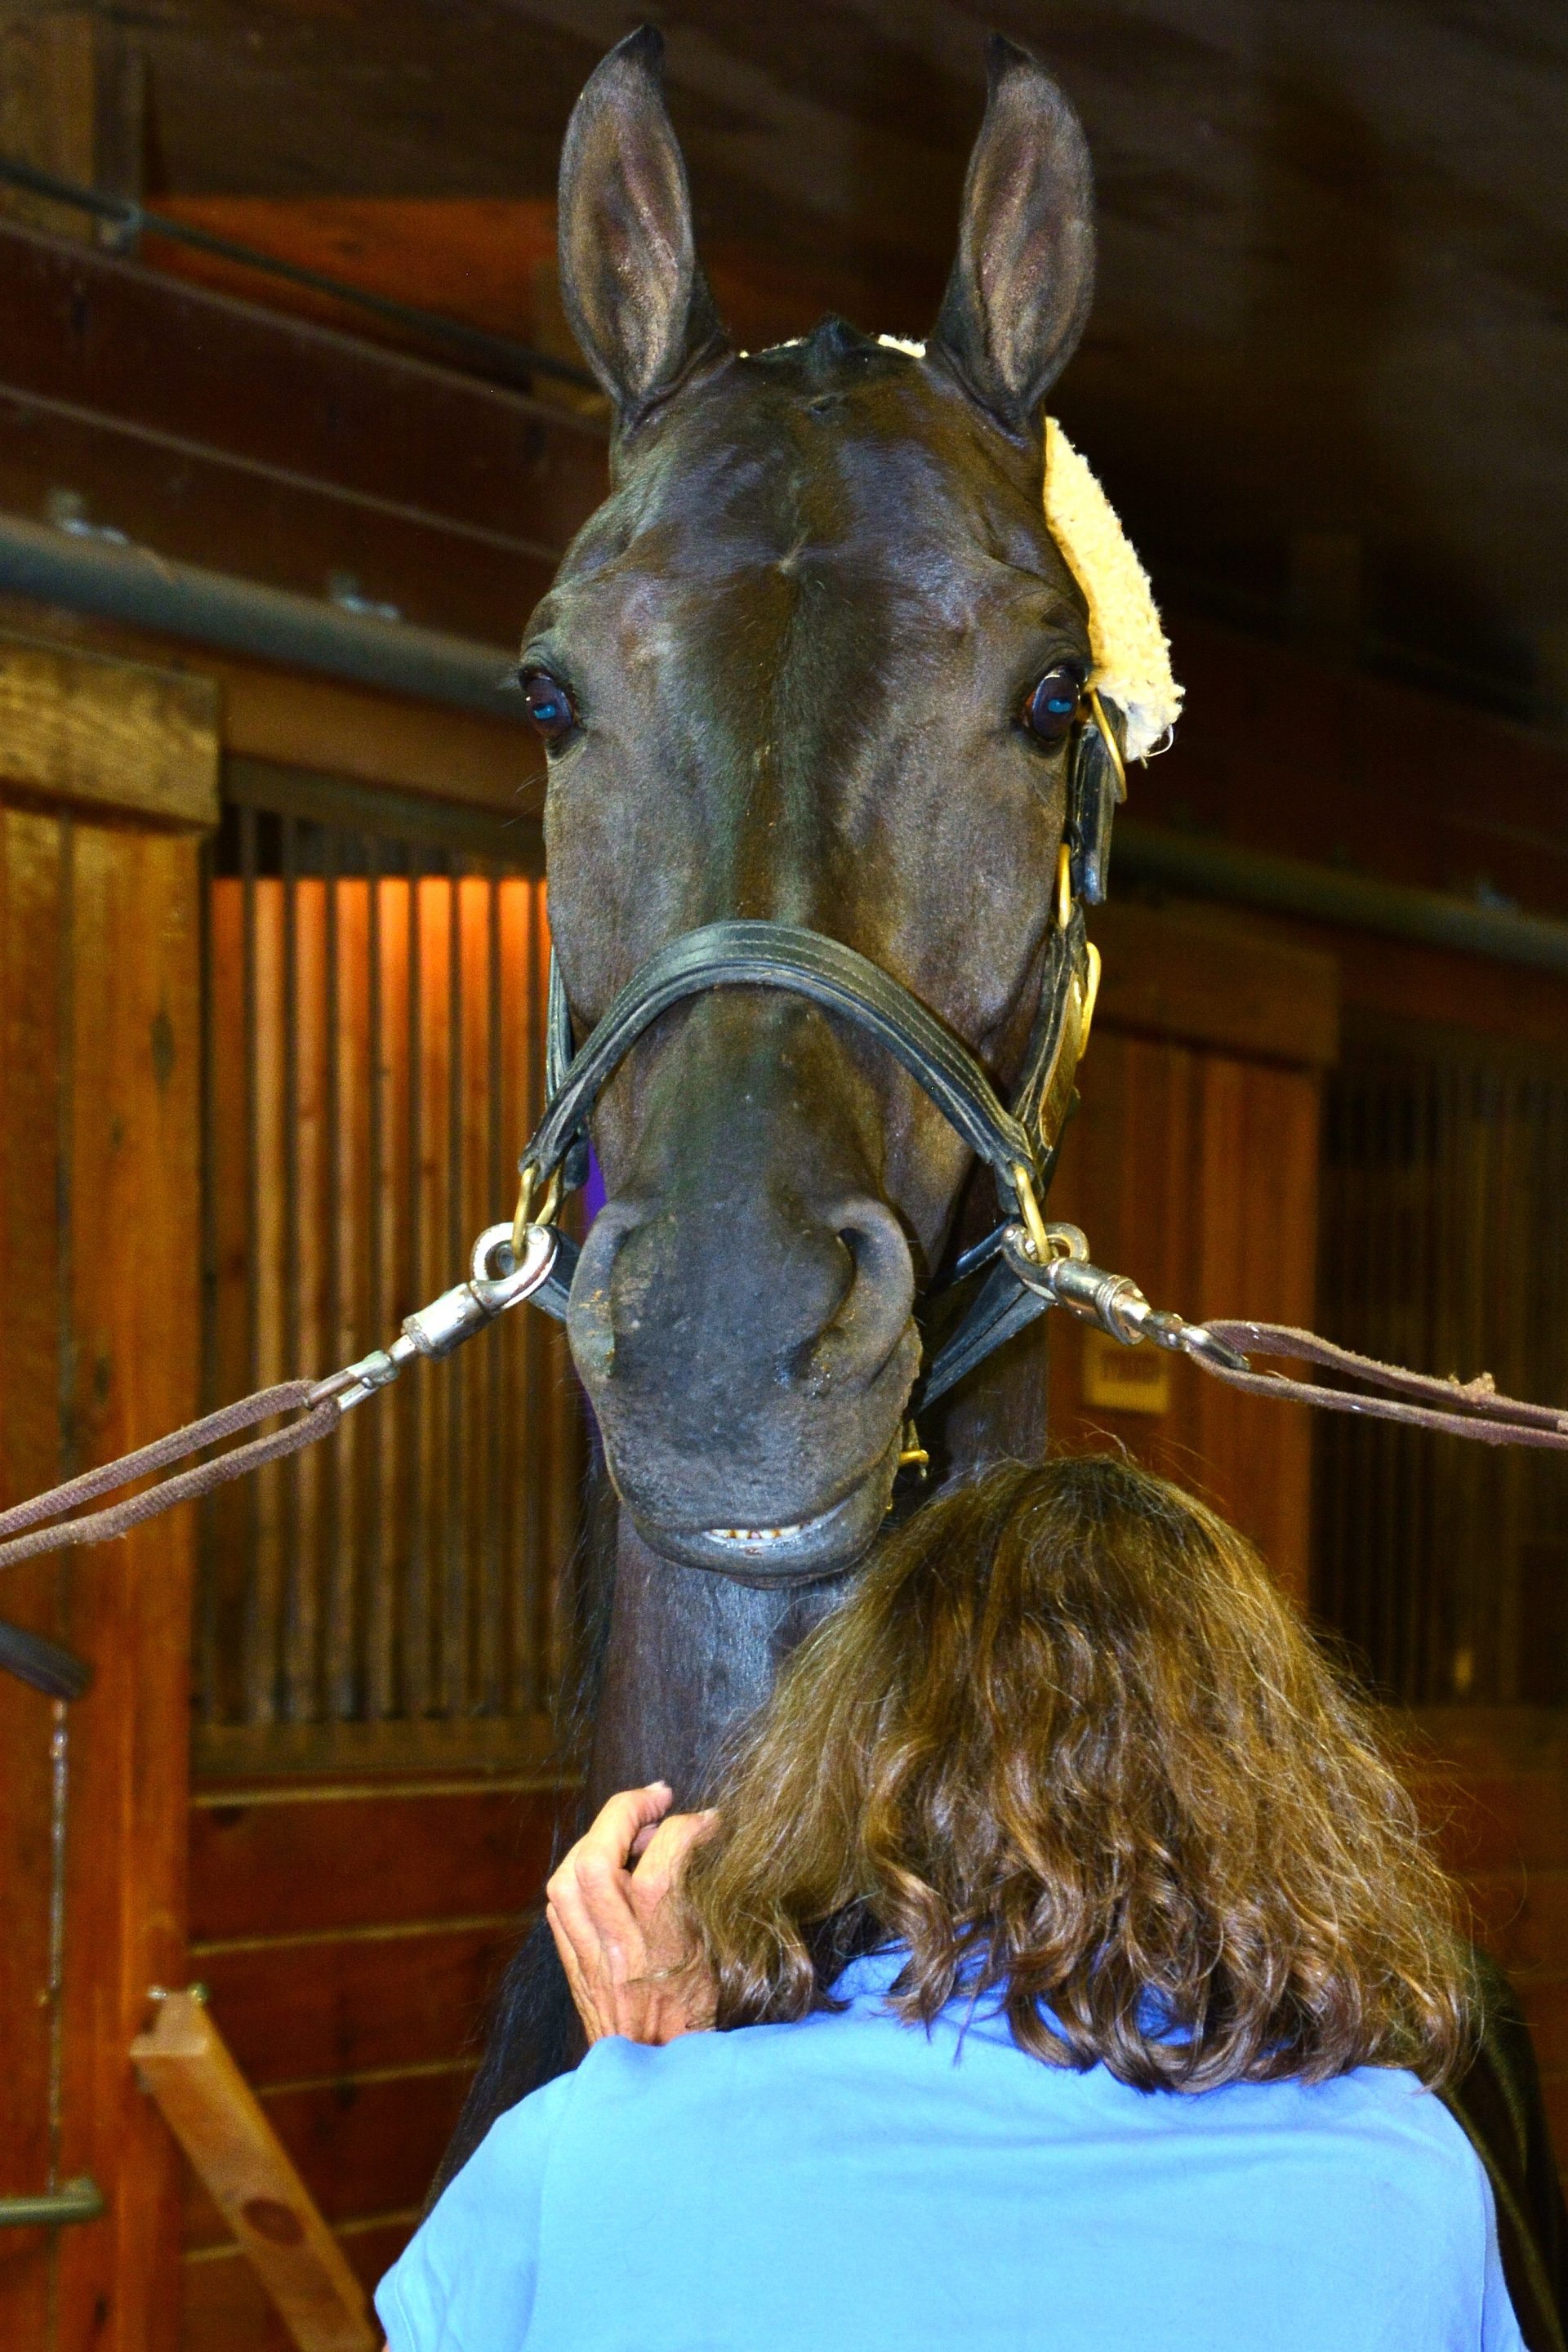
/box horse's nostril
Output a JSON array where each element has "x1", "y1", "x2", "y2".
[{"x1": 800, "y1": 1197, "x2": 916, "y2": 1379}]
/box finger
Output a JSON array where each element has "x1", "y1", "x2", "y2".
[
  {"x1": 545, "y1": 1784, "x2": 668, "y2": 1925},
  {"x1": 632, "y1": 1809, "x2": 719, "y2": 1898},
  {"x1": 547, "y1": 1846, "x2": 632, "y2": 1978},
  {"x1": 578, "y1": 1783, "x2": 674, "y2": 1876}
]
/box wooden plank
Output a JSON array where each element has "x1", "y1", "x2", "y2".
[
  {"x1": 0, "y1": 802, "x2": 67, "y2": 2343},
  {"x1": 0, "y1": 592, "x2": 543, "y2": 817},
  {"x1": 0, "y1": 13, "x2": 96, "y2": 241},
  {"x1": 192, "y1": 1708, "x2": 564, "y2": 1784},
  {"x1": 0, "y1": 391, "x2": 559, "y2": 653},
  {"x1": 1046, "y1": 1028, "x2": 1322, "y2": 1607},
  {"x1": 194, "y1": 1918, "x2": 522, "y2": 2091},
  {"x1": 54, "y1": 821, "x2": 205, "y2": 2352},
  {"x1": 189, "y1": 1784, "x2": 561, "y2": 1941},
  {"x1": 0, "y1": 217, "x2": 607, "y2": 545},
  {"x1": 180, "y1": 2065, "x2": 473, "y2": 2246},
  {"x1": 1090, "y1": 899, "x2": 1339, "y2": 1068},
  {"x1": 1405, "y1": 1708, "x2": 1568, "y2": 1875},
  {"x1": 182, "y1": 2213, "x2": 413, "y2": 2352},
  {"x1": 132, "y1": 1992, "x2": 374, "y2": 2352},
  {"x1": 1191, "y1": 1056, "x2": 1320, "y2": 1605},
  {"x1": 0, "y1": 630, "x2": 219, "y2": 826}
]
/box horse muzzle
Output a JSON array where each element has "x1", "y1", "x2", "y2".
[{"x1": 568, "y1": 1186, "x2": 920, "y2": 1581}]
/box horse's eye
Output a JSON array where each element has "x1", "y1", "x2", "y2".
[
  {"x1": 1022, "y1": 666, "x2": 1084, "y2": 746},
  {"x1": 520, "y1": 668, "x2": 577, "y2": 746}
]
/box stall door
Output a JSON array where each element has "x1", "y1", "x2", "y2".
[
  {"x1": 181, "y1": 764, "x2": 582, "y2": 2348},
  {"x1": 0, "y1": 633, "x2": 214, "y2": 2352}
]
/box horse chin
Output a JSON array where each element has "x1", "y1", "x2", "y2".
[{"x1": 621, "y1": 1431, "x2": 902, "y2": 1584}]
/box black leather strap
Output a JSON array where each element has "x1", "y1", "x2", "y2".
[
  {"x1": 524, "y1": 706, "x2": 1124, "y2": 1403},
  {"x1": 546, "y1": 952, "x2": 573, "y2": 1099},
  {"x1": 1009, "y1": 899, "x2": 1091, "y2": 1160},
  {"x1": 521, "y1": 921, "x2": 1036, "y2": 1215},
  {"x1": 918, "y1": 1255, "x2": 1052, "y2": 1410}
]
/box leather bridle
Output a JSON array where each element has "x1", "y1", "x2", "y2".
[
  {"x1": 5, "y1": 675, "x2": 1562, "y2": 1638},
  {"x1": 514, "y1": 686, "x2": 1129, "y2": 1420}
]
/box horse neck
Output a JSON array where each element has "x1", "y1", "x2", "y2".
[{"x1": 585, "y1": 1321, "x2": 1051, "y2": 1808}]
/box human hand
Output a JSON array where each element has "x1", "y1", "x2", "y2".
[{"x1": 546, "y1": 1783, "x2": 717, "y2": 2047}]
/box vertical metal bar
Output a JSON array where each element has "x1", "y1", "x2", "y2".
[
  {"x1": 526, "y1": 887, "x2": 550, "y2": 1712},
  {"x1": 45, "y1": 1701, "x2": 68, "y2": 2194},
  {"x1": 323, "y1": 829, "x2": 346, "y2": 1722},
  {"x1": 1395, "y1": 1058, "x2": 1421, "y2": 1699},
  {"x1": 281, "y1": 814, "x2": 301, "y2": 1720},
  {"x1": 1448, "y1": 1058, "x2": 1476, "y2": 1703},
  {"x1": 1406, "y1": 1058, "x2": 1433, "y2": 1700},
  {"x1": 1312, "y1": 1064, "x2": 1340, "y2": 1633},
  {"x1": 239, "y1": 804, "x2": 262, "y2": 1719},
  {"x1": 404, "y1": 869, "x2": 426, "y2": 1715},
  {"x1": 1374, "y1": 1065, "x2": 1398, "y2": 1695},
  {"x1": 366, "y1": 834, "x2": 387, "y2": 1718},
  {"x1": 1324, "y1": 1065, "x2": 1349, "y2": 1657},
  {"x1": 1328, "y1": 1069, "x2": 1359, "y2": 1662},
  {"x1": 55, "y1": 813, "x2": 77, "y2": 1486},
  {"x1": 46, "y1": 808, "x2": 75, "y2": 2348},
  {"x1": 483, "y1": 875, "x2": 504, "y2": 1714},
  {"x1": 1495, "y1": 1072, "x2": 1527, "y2": 1704},
  {"x1": 195, "y1": 830, "x2": 219, "y2": 1726},
  {"x1": 444, "y1": 866, "x2": 465, "y2": 1714}
]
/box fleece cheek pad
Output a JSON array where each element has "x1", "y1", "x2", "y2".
[
  {"x1": 1040, "y1": 416, "x2": 1182, "y2": 767},
  {"x1": 874, "y1": 338, "x2": 1182, "y2": 768}
]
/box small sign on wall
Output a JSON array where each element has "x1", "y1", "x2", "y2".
[{"x1": 1080, "y1": 1327, "x2": 1171, "y2": 1417}]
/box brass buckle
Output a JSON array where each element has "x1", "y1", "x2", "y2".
[
  {"x1": 1009, "y1": 1160, "x2": 1054, "y2": 1265},
  {"x1": 511, "y1": 1161, "x2": 564, "y2": 1258},
  {"x1": 1085, "y1": 683, "x2": 1128, "y2": 800}
]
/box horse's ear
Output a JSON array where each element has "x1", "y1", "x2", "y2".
[
  {"x1": 557, "y1": 25, "x2": 728, "y2": 425},
  {"x1": 932, "y1": 37, "x2": 1094, "y2": 433}
]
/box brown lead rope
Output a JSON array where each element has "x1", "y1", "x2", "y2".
[
  {"x1": 2, "y1": 1214, "x2": 1566, "y2": 1581},
  {"x1": 1001, "y1": 1223, "x2": 1568, "y2": 1454},
  {"x1": 0, "y1": 1222, "x2": 558, "y2": 1575},
  {"x1": 1194, "y1": 1322, "x2": 1568, "y2": 1450},
  {"x1": 0, "y1": 1383, "x2": 341, "y2": 1570}
]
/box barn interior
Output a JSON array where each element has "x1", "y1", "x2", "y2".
[{"x1": 0, "y1": 2, "x2": 1564, "y2": 2345}]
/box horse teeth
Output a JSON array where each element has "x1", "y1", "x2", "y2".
[{"x1": 706, "y1": 1522, "x2": 804, "y2": 1545}]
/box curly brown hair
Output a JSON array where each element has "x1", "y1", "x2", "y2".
[{"x1": 677, "y1": 1455, "x2": 1474, "y2": 2090}]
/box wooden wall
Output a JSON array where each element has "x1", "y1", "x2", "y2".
[
  {"x1": 1413, "y1": 1712, "x2": 1568, "y2": 2177},
  {"x1": 1047, "y1": 899, "x2": 1339, "y2": 1606},
  {"x1": 0, "y1": 642, "x2": 212, "y2": 2351},
  {"x1": 0, "y1": 607, "x2": 577, "y2": 2349},
  {"x1": 178, "y1": 1767, "x2": 569, "y2": 2348}
]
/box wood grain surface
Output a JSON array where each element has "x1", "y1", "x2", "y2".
[
  {"x1": 133, "y1": 1993, "x2": 374, "y2": 2352},
  {"x1": 0, "y1": 794, "x2": 204, "y2": 2351},
  {"x1": 0, "y1": 631, "x2": 219, "y2": 826}
]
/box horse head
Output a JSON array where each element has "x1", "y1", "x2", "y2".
[{"x1": 529, "y1": 27, "x2": 1097, "y2": 1581}]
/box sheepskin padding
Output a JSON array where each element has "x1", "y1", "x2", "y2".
[{"x1": 1042, "y1": 417, "x2": 1182, "y2": 764}]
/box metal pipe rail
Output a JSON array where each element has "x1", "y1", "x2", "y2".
[
  {"x1": 0, "y1": 2178, "x2": 104, "y2": 2228},
  {"x1": 1115, "y1": 819, "x2": 1568, "y2": 979},
  {"x1": 0, "y1": 508, "x2": 525, "y2": 723},
  {"x1": 3, "y1": 498, "x2": 1567, "y2": 982}
]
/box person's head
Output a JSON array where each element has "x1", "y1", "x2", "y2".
[{"x1": 679, "y1": 1455, "x2": 1474, "y2": 2090}]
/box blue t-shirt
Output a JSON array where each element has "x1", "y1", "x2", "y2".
[{"x1": 378, "y1": 1950, "x2": 1524, "y2": 2351}]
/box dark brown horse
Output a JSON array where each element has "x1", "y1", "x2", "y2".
[{"x1": 443, "y1": 32, "x2": 1566, "y2": 2345}]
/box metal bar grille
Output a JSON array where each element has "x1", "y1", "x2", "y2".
[
  {"x1": 197, "y1": 790, "x2": 580, "y2": 1753},
  {"x1": 1314, "y1": 1022, "x2": 1568, "y2": 1703}
]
